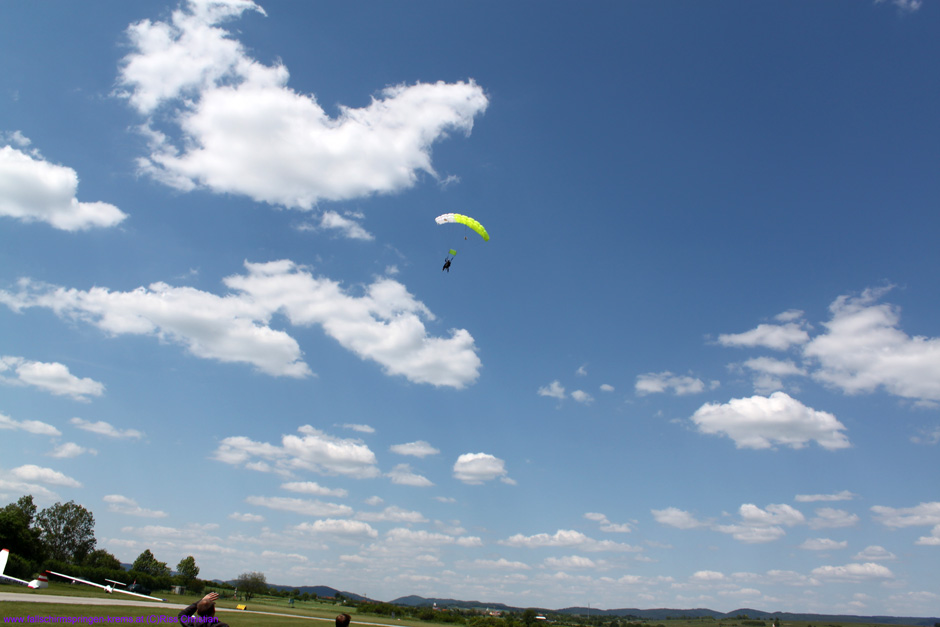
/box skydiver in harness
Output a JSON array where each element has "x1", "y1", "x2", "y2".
[{"x1": 442, "y1": 256, "x2": 452, "y2": 272}]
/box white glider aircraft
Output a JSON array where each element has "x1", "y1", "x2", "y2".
[
  {"x1": 0, "y1": 548, "x2": 48, "y2": 588},
  {"x1": 46, "y1": 569, "x2": 166, "y2": 601}
]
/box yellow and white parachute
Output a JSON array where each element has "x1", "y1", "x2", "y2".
[{"x1": 435, "y1": 213, "x2": 489, "y2": 241}]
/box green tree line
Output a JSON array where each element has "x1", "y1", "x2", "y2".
[{"x1": 0, "y1": 494, "x2": 205, "y2": 595}]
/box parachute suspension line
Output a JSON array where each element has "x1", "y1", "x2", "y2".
[{"x1": 435, "y1": 213, "x2": 487, "y2": 273}]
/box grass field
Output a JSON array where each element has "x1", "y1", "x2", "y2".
[
  {"x1": 0, "y1": 601, "x2": 340, "y2": 625},
  {"x1": 1, "y1": 582, "x2": 932, "y2": 627},
  {"x1": 1, "y1": 601, "x2": 931, "y2": 627},
  {"x1": 1, "y1": 581, "x2": 355, "y2": 614},
  {"x1": 0, "y1": 581, "x2": 417, "y2": 627}
]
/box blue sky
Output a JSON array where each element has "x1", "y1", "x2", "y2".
[{"x1": 1, "y1": 0, "x2": 939, "y2": 616}]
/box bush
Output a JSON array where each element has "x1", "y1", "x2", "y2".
[
  {"x1": 4, "y1": 551, "x2": 39, "y2": 580},
  {"x1": 43, "y1": 560, "x2": 172, "y2": 593},
  {"x1": 45, "y1": 560, "x2": 127, "y2": 588},
  {"x1": 359, "y1": 603, "x2": 400, "y2": 616}
]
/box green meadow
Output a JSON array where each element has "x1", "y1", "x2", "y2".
[
  {"x1": 2, "y1": 602, "x2": 930, "y2": 627},
  {"x1": 2, "y1": 581, "x2": 412, "y2": 627},
  {"x1": 2, "y1": 583, "x2": 933, "y2": 627}
]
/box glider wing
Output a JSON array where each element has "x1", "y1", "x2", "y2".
[
  {"x1": 0, "y1": 549, "x2": 33, "y2": 587},
  {"x1": 46, "y1": 570, "x2": 166, "y2": 601}
]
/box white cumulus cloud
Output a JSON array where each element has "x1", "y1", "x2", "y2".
[
  {"x1": 104, "y1": 494, "x2": 168, "y2": 518},
  {"x1": 718, "y1": 320, "x2": 810, "y2": 350},
  {"x1": 390, "y1": 440, "x2": 440, "y2": 458},
  {"x1": 584, "y1": 512, "x2": 631, "y2": 533},
  {"x1": 0, "y1": 356, "x2": 105, "y2": 401},
  {"x1": 315, "y1": 211, "x2": 374, "y2": 241},
  {"x1": 466, "y1": 558, "x2": 531, "y2": 570},
  {"x1": 229, "y1": 512, "x2": 264, "y2": 523},
  {"x1": 48, "y1": 443, "x2": 96, "y2": 458},
  {"x1": 544, "y1": 555, "x2": 597, "y2": 569},
  {"x1": 295, "y1": 519, "x2": 378, "y2": 538},
  {"x1": 651, "y1": 507, "x2": 706, "y2": 530},
  {"x1": 387, "y1": 464, "x2": 434, "y2": 487},
  {"x1": 1, "y1": 260, "x2": 482, "y2": 388},
  {"x1": 341, "y1": 424, "x2": 375, "y2": 434},
  {"x1": 215, "y1": 425, "x2": 380, "y2": 479},
  {"x1": 853, "y1": 545, "x2": 896, "y2": 561},
  {"x1": 739, "y1": 503, "x2": 805, "y2": 527},
  {"x1": 538, "y1": 380, "x2": 565, "y2": 399},
  {"x1": 809, "y1": 507, "x2": 860, "y2": 529},
  {"x1": 245, "y1": 496, "x2": 353, "y2": 518},
  {"x1": 500, "y1": 529, "x2": 640, "y2": 553},
  {"x1": 385, "y1": 528, "x2": 482, "y2": 548},
  {"x1": 453, "y1": 452, "x2": 513, "y2": 485},
  {"x1": 804, "y1": 288, "x2": 940, "y2": 405},
  {"x1": 871, "y1": 501, "x2": 940, "y2": 528},
  {"x1": 800, "y1": 538, "x2": 848, "y2": 551},
  {"x1": 690, "y1": 391, "x2": 850, "y2": 450},
  {"x1": 875, "y1": 0, "x2": 923, "y2": 14},
  {"x1": 70, "y1": 417, "x2": 143, "y2": 439},
  {"x1": 713, "y1": 503, "x2": 805, "y2": 544},
  {"x1": 117, "y1": 0, "x2": 488, "y2": 209},
  {"x1": 0, "y1": 412, "x2": 61, "y2": 437},
  {"x1": 636, "y1": 371, "x2": 707, "y2": 396},
  {"x1": 811, "y1": 562, "x2": 894, "y2": 581},
  {"x1": 10, "y1": 464, "x2": 81, "y2": 487},
  {"x1": 0, "y1": 143, "x2": 127, "y2": 231},
  {"x1": 795, "y1": 490, "x2": 857, "y2": 502},
  {"x1": 571, "y1": 390, "x2": 594, "y2": 404},
  {"x1": 280, "y1": 481, "x2": 348, "y2": 498},
  {"x1": 356, "y1": 506, "x2": 427, "y2": 524},
  {"x1": 916, "y1": 525, "x2": 940, "y2": 546}
]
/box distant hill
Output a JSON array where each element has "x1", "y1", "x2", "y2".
[
  {"x1": 393, "y1": 597, "x2": 939, "y2": 626},
  {"x1": 392, "y1": 596, "x2": 518, "y2": 612},
  {"x1": 556, "y1": 606, "x2": 940, "y2": 625},
  {"x1": 557, "y1": 608, "x2": 725, "y2": 620},
  {"x1": 218, "y1": 581, "x2": 370, "y2": 602},
  {"x1": 200, "y1": 583, "x2": 939, "y2": 626}
]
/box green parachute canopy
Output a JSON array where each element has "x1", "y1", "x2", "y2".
[{"x1": 435, "y1": 213, "x2": 489, "y2": 241}]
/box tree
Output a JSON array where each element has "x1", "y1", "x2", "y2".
[
  {"x1": 6, "y1": 495, "x2": 38, "y2": 525},
  {"x1": 235, "y1": 571, "x2": 267, "y2": 600},
  {"x1": 188, "y1": 578, "x2": 206, "y2": 595},
  {"x1": 176, "y1": 555, "x2": 200, "y2": 585},
  {"x1": 522, "y1": 609, "x2": 538, "y2": 627},
  {"x1": 132, "y1": 549, "x2": 170, "y2": 577},
  {"x1": 37, "y1": 500, "x2": 96, "y2": 562},
  {"x1": 83, "y1": 548, "x2": 122, "y2": 570},
  {"x1": 417, "y1": 608, "x2": 435, "y2": 621},
  {"x1": 0, "y1": 495, "x2": 44, "y2": 562}
]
